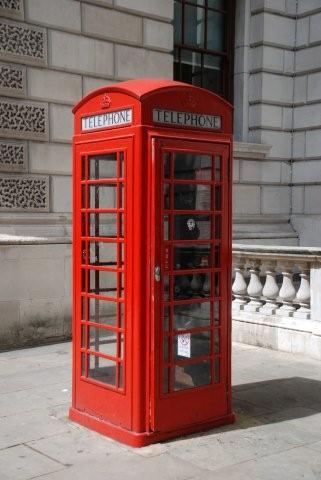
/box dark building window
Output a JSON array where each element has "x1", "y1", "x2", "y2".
[{"x1": 174, "y1": 0, "x2": 235, "y2": 101}]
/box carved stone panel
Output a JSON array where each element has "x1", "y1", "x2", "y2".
[
  {"x1": 0, "y1": 62, "x2": 26, "y2": 97},
  {"x1": 0, "y1": 19, "x2": 47, "y2": 66},
  {"x1": 0, "y1": 0, "x2": 24, "y2": 20},
  {"x1": 0, "y1": 141, "x2": 27, "y2": 172},
  {"x1": 0, "y1": 98, "x2": 49, "y2": 140},
  {"x1": 0, "y1": 175, "x2": 49, "y2": 211}
]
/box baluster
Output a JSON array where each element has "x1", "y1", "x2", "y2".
[
  {"x1": 293, "y1": 262, "x2": 311, "y2": 319},
  {"x1": 276, "y1": 261, "x2": 296, "y2": 316},
  {"x1": 259, "y1": 260, "x2": 279, "y2": 315},
  {"x1": 244, "y1": 259, "x2": 263, "y2": 312},
  {"x1": 232, "y1": 256, "x2": 248, "y2": 311}
]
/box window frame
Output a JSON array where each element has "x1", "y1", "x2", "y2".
[{"x1": 173, "y1": 0, "x2": 235, "y2": 102}]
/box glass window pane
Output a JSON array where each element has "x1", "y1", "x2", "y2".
[
  {"x1": 89, "y1": 298, "x2": 117, "y2": 326},
  {"x1": 184, "y1": 5, "x2": 205, "y2": 48},
  {"x1": 174, "y1": 302, "x2": 210, "y2": 330},
  {"x1": 81, "y1": 353, "x2": 86, "y2": 376},
  {"x1": 214, "y1": 357, "x2": 220, "y2": 383},
  {"x1": 174, "y1": 1, "x2": 182, "y2": 44},
  {"x1": 174, "y1": 360, "x2": 211, "y2": 390},
  {"x1": 214, "y1": 271, "x2": 220, "y2": 296},
  {"x1": 174, "y1": 184, "x2": 212, "y2": 211},
  {"x1": 81, "y1": 325, "x2": 86, "y2": 348},
  {"x1": 214, "y1": 300, "x2": 220, "y2": 325},
  {"x1": 89, "y1": 270, "x2": 117, "y2": 297},
  {"x1": 174, "y1": 244, "x2": 211, "y2": 270},
  {"x1": 164, "y1": 305, "x2": 170, "y2": 332},
  {"x1": 164, "y1": 184, "x2": 170, "y2": 209},
  {"x1": 119, "y1": 303, "x2": 125, "y2": 328},
  {"x1": 89, "y1": 185, "x2": 117, "y2": 209},
  {"x1": 89, "y1": 154, "x2": 117, "y2": 179},
  {"x1": 203, "y1": 55, "x2": 223, "y2": 94},
  {"x1": 89, "y1": 242, "x2": 117, "y2": 266},
  {"x1": 215, "y1": 156, "x2": 221, "y2": 181},
  {"x1": 208, "y1": 0, "x2": 224, "y2": 9},
  {"x1": 119, "y1": 363, "x2": 124, "y2": 388},
  {"x1": 174, "y1": 214, "x2": 211, "y2": 240},
  {"x1": 174, "y1": 153, "x2": 212, "y2": 180},
  {"x1": 89, "y1": 327, "x2": 117, "y2": 357},
  {"x1": 163, "y1": 367, "x2": 169, "y2": 394},
  {"x1": 164, "y1": 215, "x2": 169, "y2": 240},
  {"x1": 215, "y1": 215, "x2": 221, "y2": 239},
  {"x1": 164, "y1": 152, "x2": 171, "y2": 179},
  {"x1": 180, "y1": 50, "x2": 202, "y2": 87},
  {"x1": 215, "y1": 186, "x2": 221, "y2": 211},
  {"x1": 174, "y1": 273, "x2": 210, "y2": 300},
  {"x1": 164, "y1": 275, "x2": 170, "y2": 301},
  {"x1": 207, "y1": 11, "x2": 225, "y2": 51},
  {"x1": 163, "y1": 336, "x2": 169, "y2": 362},
  {"x1": 214, "y1": 329, "x2": 220, "y2": 353},
  {"x1": 88, "y1": 355, "x2": 116, "y2": 385},
  {"x1": 89, "y1": 213, "x2": 117, "y2": 238},
  {"x1": 214, "y1": 244, "x2": 220, "y2": 267}
]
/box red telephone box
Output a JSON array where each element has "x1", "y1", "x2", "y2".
[{"x1": 70, "y1": 79, "x2": 234, "y2": 447}]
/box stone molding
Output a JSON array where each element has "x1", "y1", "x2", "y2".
[
  {"x1": 0, "y1": 140, "x2": 27, "y2": 172},
  {"x1": 233, "y1": 141, "x2": 271, "y2": 159},
  {"x1": 0, "y1": 61, "x2": 26, "y2": 97},
  {"x1": 0, "y1": 175, "x2": 49, "y2": 212},
  {"x1": 0, "y1": 0, "x2": 24, "y2": 20},
  {"x1": 0, "y1": 19, "x2": 47, "y2": 66},
  {"x1": 0, "y1": 97, "x2": 49, "y2": 140}
]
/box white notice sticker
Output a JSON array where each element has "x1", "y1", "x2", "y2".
[{"x1": 177, "y1": 333, "x2": 191, "y2": 358}]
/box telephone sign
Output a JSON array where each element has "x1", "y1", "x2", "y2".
[{"x1": 70, "y1": 79, "x2": 234, "y2": 447}]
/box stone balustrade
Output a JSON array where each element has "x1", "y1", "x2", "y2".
[{"x1": 232, "y1": 244, "x2": 321, "y2": 359}]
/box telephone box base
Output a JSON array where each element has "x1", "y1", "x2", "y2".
[{"x1": 69, "y1": 407, "x2": 235, "y2": 448}]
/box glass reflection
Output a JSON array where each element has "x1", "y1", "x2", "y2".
[
  {"x1": 174, "y1": 360, "x2": 211, "y2": 390},
  {"x1": 174, "y1": 184, "x2": 211, "y2": 211},
  {"x1": 89, "y1": 326, "x2": 117, "y2": 356},
  {"x1": 174, "y1": 273, "x2": 210, "y2": 299},
  {"x1": 174, "y1": 302, "x2": 210, "y2": 330},
  {"x1": 174, "y1": 244, "x2": 211, "y2": 270},
  {"x1": 174, "y1": 215, "x2": 211, "y2": 240},
  {"x1": 88, "y1": 355, "x2": 116, "y2": 385},
  {"x1": 174, "y1": 153, "x2": 212, "y2": 180},
  {"x1": 89, "y1": 154, "x2": 117, "y2": 179}
]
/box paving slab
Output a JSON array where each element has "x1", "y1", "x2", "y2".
[
  {"x1": 0, "y1": 341, "x2": 320, "y2": 480},
  {"x1": 28, "y1": 428, "x2": 127, "y2": 466},
  {"x1": 0, "y1": 445, "x2": 65, "y2": 480},
  {"x1": 195, "y1": 445, "x2": 321, "y2": 480},
  {"x1": 0, "y1": 404, "x2": 74, "y2": 449}
]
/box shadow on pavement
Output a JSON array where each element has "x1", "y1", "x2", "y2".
[{"x1": 231, "y1": 376, "x2": 321, "y2": 428}]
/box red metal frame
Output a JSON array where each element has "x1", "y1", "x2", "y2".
[{"x1": 70, "y1": 79, "x2": 234, "y2": 447}]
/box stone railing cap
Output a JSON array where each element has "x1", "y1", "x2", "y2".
[{"x1": 0, "y1": 234, "x2": 71, "y2": 245}]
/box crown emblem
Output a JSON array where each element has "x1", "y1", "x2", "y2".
[
  {"x1": 182, "y1": 92, "x2": 199, "y2": 109},
  {"x1": 101, "y1": 94, "x2": 112, "y2": 109}
]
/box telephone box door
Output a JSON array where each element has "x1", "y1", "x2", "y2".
[
  {"x1": 73, "y1": 137, "x2": 133, "y2": 430},
  {"x1": 152, "y1": 138, "x2": 231, "y2": 432}
]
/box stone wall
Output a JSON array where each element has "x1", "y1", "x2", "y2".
[
  {"x1": 0, "y1": 0, "x2": 173, "y2": 236},
  {"x1": 291, "y1": 2, "x2": 321, "y2": 246},
  {"x1": 234, "y1": 0, "x2": 321, "y2": 247},
  {"x1": 0, "y1": 238, "x2": 71, "y2": 350},
  {"x1": 233, "y1": 0, "x2": 297, "y2": 245}
]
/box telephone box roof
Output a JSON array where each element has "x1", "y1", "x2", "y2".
[{"x1": 73, "y1": 78, "x2": 233, "y2": 113}]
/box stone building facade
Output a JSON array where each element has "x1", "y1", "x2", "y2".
[{"x1": 0, "y1": 0, "x2": 320, "y2": 348}]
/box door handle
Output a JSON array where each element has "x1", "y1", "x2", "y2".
[{"x1": 154, "y1": 266, "x2": 161, "y2": 282}]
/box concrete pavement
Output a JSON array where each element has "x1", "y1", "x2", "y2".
[{"x1": 0, "y1": 342, "x2": 321, "y2": 479}]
